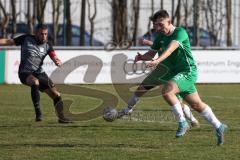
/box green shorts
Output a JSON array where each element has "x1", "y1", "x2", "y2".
[{"x1": 142, "y1": 65, "x2": 198, "y2": 99}]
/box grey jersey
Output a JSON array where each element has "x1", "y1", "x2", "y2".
[{"x1": 14, "y1": 34, "x2": 54, "y2": 74}]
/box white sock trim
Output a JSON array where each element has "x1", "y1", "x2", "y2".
[
  {"x1": 172, "y1": 102, "x2": 186, "y2": 122},
  {"x1": 201, "y1": 106, "x2": 221, "y2": 129},
  {"x1": 182, "y1": 104, "x2": 197, "y2": 122}
]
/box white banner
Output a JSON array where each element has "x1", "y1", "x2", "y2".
[
  {"x1": 4, "y1": 49, "x2": 240, "y2": 84},
  {"x1": 194, "y1": 50, "x2": 240, "y2": 83}
]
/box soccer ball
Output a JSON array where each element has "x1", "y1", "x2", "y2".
[{"x1": 103, "y1": 106, "x2": 118, "y2": 122}]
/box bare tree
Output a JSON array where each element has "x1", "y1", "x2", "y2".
[
  {"x1": 203, "y1": 0, "x2": 225, "y2": 46},
  {"x1": 80, "y1": 0, "x2": 86, "y2": 46},
  {"x1": 112, "y1": 0, "x2": 128, "y2": 42},
  {"x1": 160, "y1": 0, "x2": 164, "y2": 9},
  {"x1": 171, "y1": 0, "x2": 175, "y2": 23},
  {"x1": 0, "y1": 0, "x2": 9, "y2": 38},
  {"x1": 193, "y1": 0, "x2": 200, "y2": 46},
  {"x1": 182, "y1": 0, "x2": 192, "y2": 28},
  {"x1": 174, "y1": 0, "x2": 182, "y2": 26},
  {"x1": 36, "y1": 0, "x2": 48, "y2": 24},
  {"x1": 52, "y1": 0, "x2": 62, "y2": 45},
  {"x1": 65, "y1": 0, "x2": 72, "y2": 46},
  {"x1": 26, "y1": 0, "x2": 35, "y2": 34},
  {"x1": 147, "y1": 0, "x2": 154, "y2": 40},
  {"x1": 87, "y1": 0, "x2": 97, "y2": 46},
  {"x1": 226, "y1": 0, "x2": 232, "y2": 46},
  {"x1": 10, "y1": 0, "x2": 16, "y2": 37},
  {"x1": 132, "y1": 0, "x2": 140, "y2": 46}
]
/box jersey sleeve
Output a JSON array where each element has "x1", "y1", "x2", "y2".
[
  {"x1": 13, "y1": 34, "x2": 27, "y2": 46},
  {"x1": 47, "y1": 42, "x2": 57, "y2": 58},
  {"x1": 47, "y1": 42, "x2": 54, "y2": 53},
  {"x1": 172, "y1": 28, "x2": 188, "y2": 48},
  {"x1": 150, "y1": 34, "x2": 161, "y2": 51}
]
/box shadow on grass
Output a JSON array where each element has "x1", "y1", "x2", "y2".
[
  {"x1": 0, "y1": 123, "x2": 176, "y2": 131},
  {"x1": 0, "y1": 122, "x2": 236, "y2": 132},
  {"x1": 0, "y1": 123, "x2": 226, "y2": 132},
  {"x1": 0, "y1": 141, "x2": 215, "y2": 149}
]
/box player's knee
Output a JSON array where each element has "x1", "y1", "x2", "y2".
[
  {"x1": 134, "y1": 85, "x2": 152, "y2": 97},
  {"x1": 189, "y1": 101, "x2": 204, "y2": 112},
  {"x1": 162, "y1": 91, "x2": 173, "y2": 100},
  {"x1": 29, "y1": 79, "x2": 39, "y2": 86},
  {"x1": 162, "y1": 86, "x2": 173, "y2": 96},
  {"x1": 141, "y1": 85, "x2": 154, "y2": 90},
  {"x1": 162, "y1": 82, "x2": 178, "y2": 97},
  {"x1": 56, "y1": 92, "x2": 60, "y2": 97},
  {"x1": 52, "y1": 90, "x2": 60, "y2": 98},
  {"x1": 26, "y1": 75, "x2": 39, "y2": 86}
]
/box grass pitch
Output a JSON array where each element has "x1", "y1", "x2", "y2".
[{"x1": 0, "y1": 84, "x2": 239, "y2": 160}]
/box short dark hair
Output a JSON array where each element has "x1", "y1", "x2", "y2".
[
  {"x1": 150, "y1": 10, "x2": 170, "y2": 22},
  {"x1": 35, "y1": 23, "x2": 48, "y2": 31}
]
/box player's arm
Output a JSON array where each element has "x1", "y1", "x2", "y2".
[
  {"x1": 1, "y1": 35, "x2": 28, "y2": 46},
  {"x1": 146, "y1": 41, "x2": 179, "y2": 67},
  {"x1": 48, "y1": 50, "x2": 62, "y2": 67},
  {"x1": 136, "y1": 39, "x2": 155, "y2": 61},
  {"x1": 47, "y1": 42, "x2": 62, "y2": 67},
  {"x1": 135, "y1": 39, "x2": 157, "y2": 62},
  {"x1": 0, "y1": 39, "x2": 15, "y2": 46},
  {"x1": 139, "y1": 38, "x2": 153, "y2": 46},
  {"x1": 135, "y1": 50, "x2": 157, "y2": 62},
  {"x1": 137, "y1": 33, "x2": 164, "y2": 63}
]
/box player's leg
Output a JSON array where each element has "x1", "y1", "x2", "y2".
[
  {"x1": 21, "y1": 74, "x2": 42, "y2": 121},
  {"x1": 184, "y1": 92, "x2": 227, "y2": 145},
  {"x1": 162, "y1": 81, "x2": 189, "y2": 137},
  {"x1": 176, "y1": 94, "x2": 199, "y2": 128},
  {"x1": 44, "y1": 88, "x2": 71, "y2": 123},
  {"x1": 37, "y1": 72, "x2": 71, "y2": 123},
  {"x1": 117, "y1": 66, "x2": 165, "y2": 118},
  {"x1": 166, "y1": 71, "x2": 201, "y2": 137},
  {"x1": 117, "y1": 84, "x2": 154, "y2": 118},
  {"x1": 181, "y1": 102, "x2": 200, "y2": 128}
]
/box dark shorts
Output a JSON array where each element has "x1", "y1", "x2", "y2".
[{"x1": 18, "y1": 72, "x2": 55, "y2": 92}]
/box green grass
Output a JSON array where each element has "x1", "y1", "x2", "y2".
[{"x1": 0, "y1": 84, "x2": 240, "y2": 160}]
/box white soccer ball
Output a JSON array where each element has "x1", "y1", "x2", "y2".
[{"x1": 103, "y1": 106, "x2": 118, "y2": 122}]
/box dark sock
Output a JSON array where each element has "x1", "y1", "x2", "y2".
[
  {"x1": 53, "y1": 96, "x2": 70, "y2": 122},
  {"x1": 31, "y1": 85, "x2": 40, "y2": 108},
  {"x1": 53, "y1": 96, "x2": 62, "y2": 106}
]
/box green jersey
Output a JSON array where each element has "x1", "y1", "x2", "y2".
[{"x1": 151, "y1": 27, "x2": 197, "y2": 73}]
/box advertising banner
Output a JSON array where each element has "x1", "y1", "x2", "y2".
[{"x1": 4, "y1": 49, "x2": 240, "y2": 84}]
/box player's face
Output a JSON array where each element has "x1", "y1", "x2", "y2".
[
  {"x1": 153, "y1": 18, "x2": 171, "y2": 35},
  {"x1": 36, "y1": 28, "x2": 48, "y2": 44}
]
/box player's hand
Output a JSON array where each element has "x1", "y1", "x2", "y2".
[
  {"x1": 134, "y1": 52, "x2": 143, "y2": 63},
  {"x1": 142, "y1": 39, "x2": 153, "y2": 46},
  {"x1": 146, "y1": 60, "x2": 159, "y2": 68},
  {"x1": 139, "y1": 38, "x2": 153, "y2": 46},
  {"x1": 53, "y1": 57, "x2": 62, "y2": 67}
]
